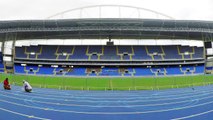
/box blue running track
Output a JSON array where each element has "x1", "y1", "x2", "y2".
[{"x1": 0, "y1": 84, "x2": 213, "y2": 120}]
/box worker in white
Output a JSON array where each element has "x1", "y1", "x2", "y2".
[{"x1": 23, "y1": 80, "x2": 32, "y2": 92}]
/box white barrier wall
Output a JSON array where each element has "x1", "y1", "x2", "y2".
[
  {"x1": 3, "y1": 41, "x2": 13, "y2": 62},
  {"x1": 0, "y1": 42, "x2": 2, "y2": 52},
  {"x1": 15, "y1": 39, "x2": 204, "y2": 47},
  {"x1": 206, "y1": 42, "x2": 213, "y2": 55},
  {"x1": 4, "y1": 41, "x2": 13, "y2": 55}
]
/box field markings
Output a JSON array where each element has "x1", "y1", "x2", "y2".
[
  {"x1": 3, "y1": 88, "x2": 213, "y2": 103},
  {"x1": 0, "y1": 95, "x2": 213, "y2": 115},
  {"x1": 0, "y1": 89, "x2": 213, "y2": 104},
  {"x1": 1, "y1": 90, "x2": 213, "y2": 105},
  {"x1": 0, "y1": 91, "x2": 213, "y2": 107},
  {"x1": 0, "y1": 107, "x2": 51, "y2": 120},
  {"x1": 21, "y1": 89, "x2": 213, "y2": 100},
  {"x1": 171, "y1": 109, "x2": 213, "y2": 120}
]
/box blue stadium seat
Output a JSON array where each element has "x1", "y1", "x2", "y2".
[{"x1": 132, "y1": 46, "x2": 151, "y2": 60}]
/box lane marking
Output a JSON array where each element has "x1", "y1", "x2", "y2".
[
  {"x1": 20, "y1": 89, "x2": 213, "y2": 100},
  {"x1": 24, "y1": 86, "x2": 213, "y2": 99},
  {"x1": 0, "y1": 107, "x2": 51, "y2": 120},
  {"x1": 0, "y1": 97, "x2": 213, "y2": 115},
  {"x1": 12, "y1": 85, "x2": 213, "y2": 98},
  {"x1": 171, "y1": 109, "x2": 213, "y2": 120},
  {"x1": 0, "y1": 90, "x2": 212, "y2": 103},
  {"x1": 0, "y1": 92, "x2": 213, "y2": 107}
]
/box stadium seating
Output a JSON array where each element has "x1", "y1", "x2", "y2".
[
  {"x1": 100, "y1": 46, "x2": 120, "y2": 60},
  {"x1": 163, "y1": 46, "x2": 182, "y2": 59},
  {"x1": 56, "y1": 46, "x2": 74, "y2": 60},
  {"x1": 68, "y1": 46, "x2": 88, "y2": 59},
  {"x1": 38, "y1": 46, "x2": 57, "y2": 59},
  {"x1": 14, "y1": 64, "x2": 204, "y2": 76},
  {"x1": 132, "y1": 46, "x2": 151, "y2": 60},
  {"x1": 87, "y1": 46, "x2": 103, "y2": 60},
  {"x1": 13, "y1": 45, "x2": 205, "y2": 77},
  {"x1": 0, "y1": 52, "x2": 4, "y2": 73},
  {"x1": 15, "y1": 45, "x2": 204, "y2": 60}
]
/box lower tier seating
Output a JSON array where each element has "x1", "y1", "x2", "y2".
[{"x1": 14, "y1": 64, "x2": 205, "y2": 76}]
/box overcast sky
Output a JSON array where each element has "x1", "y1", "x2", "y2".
[{"x1": 0, "y1": 0, "x2": 213, "y2": 21}]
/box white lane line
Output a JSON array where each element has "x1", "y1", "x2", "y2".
[
  {"x1": 30, "y1": 89, "x2": 201, "y2": 97},
  {"x1": 18, "y1": 89, "x2": 213, "y2": 100},
  {"x1": 0, "y1": 91, "x2": 213, "y2": 103},
  {"x1": 0, "y1": 92, "x2": 213, "y2": 107},
  {"x1": 0, "y1": 107, "x2": 51, "y2": 120},
  {"x1": 171, "y1": 109, "x2": 213, "y2": 120},
  {"x1": 0, "y1": 90, "x2": 212, "y2": 103},
  {"x1": 0, "y1": 97, "x2": 213, "y2": 115},
  {"x1": 12, "y1": 85, "x2": 212, "y2": 98},
  {"x1": 22, "y1": 86, "x2": 213, "y2": 99}
]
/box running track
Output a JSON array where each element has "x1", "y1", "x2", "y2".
[{"x1": 0, "y1": 84, "x2": 213, "y2": 120}]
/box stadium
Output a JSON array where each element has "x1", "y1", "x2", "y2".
[{"x1": 0, "y1": 5, "x2": 213, "y2": 120}]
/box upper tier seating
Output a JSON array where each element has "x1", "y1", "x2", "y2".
[
  {"x1": 15, "y1": 45, "x2": 204, "y2": 60},
  {"x1": 132, "y1": 46, "x2": 151, "y2": 60},
  {"x1": 38, "y1": 46, "x2": 57, "y2": 59},
  {"x1": 87, "y1": 46, "x2": 103, "y2": 60},
  {"x1": 100, "y1": 46, "x2": 120, "y2": 60},
  {"x1": 163, "y1": 46, "x2": 182, "y2": 59},
  {"x1": 0, "y1": 52, "x2": 4, "y2": 73}
]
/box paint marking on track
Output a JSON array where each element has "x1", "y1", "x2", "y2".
[
  {"x1": 0, "y1": 97, "x2": 213, "y2": 115},
  {"x1": 171, "y1": 110, "x2": 213, "y2": 120},
  {"x1": 16, "y1": 89, "x2": 213, "y2": 100},
  {"x1": 44, "y1": 108, "x2": 49, "y2": 110},
  {"x1": 1, "y1": 91, "x2": 213, "y2": 108},
  {"x1": 10, "y1": 86, "x2": 213, "y2": 100},
  {"x1": 0, "y1": 107, "x2": 51, "y2": 120},
  {"x1": 28, "y1": 115, "x2": 34, "y2": 118},
  {"x1": 0, "y1": 90, "x2": 212, "y2": 103}
]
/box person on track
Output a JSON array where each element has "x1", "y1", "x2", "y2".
[
  {"x1": 23, "y1": 80, "x2": 32, "y2": 92},
  {"x1": 3, "y1": 78, "x2": 11, "y2": 90}
]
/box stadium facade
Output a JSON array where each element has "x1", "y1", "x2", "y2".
[{"x1": 0, "y1": 18, "x2": 213, "y2": 76}]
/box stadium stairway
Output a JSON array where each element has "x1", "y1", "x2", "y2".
[
  {"x1": 117, "y1": 46, "x2": 134, "y2": 60},
  {"x1": 86, "y1": 46, "x2": 103, "y2": 60},
  {"x1": 119, "y1": 68, "x2": 135, "y2": 76},
  {"x1": 180, "y1": 66, "x2": 196, "y2": 75},
  {"x1": 25, "y1": 46, "x2": 42, "y2": 59},
  {"x1": 55, "y1": 46, "x2": 75, "y2": 60},
  {"x1": 178, "y1": 46, "x2": 195, "y2": 60},
  {"x1": 150, "y1": 68, "x2": 167, "y2": 76},
  {"x1": 145, "y1": 46, "x2": 165, "y2": 60}
]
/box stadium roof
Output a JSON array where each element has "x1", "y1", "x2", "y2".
[{"x1": 0, "y1": 18, "x2": 213, "y2": 41}]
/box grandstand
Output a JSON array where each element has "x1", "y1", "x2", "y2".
[
  {"x1": 0, "y1": 18, "x2": 212, "y2": 90},
  {"x1": 0, "y1": 4, "x2": 212, "y2": 90},
  {"x1": 1, "y1": 4, "x2": 213, "y2": 120},
  {"x1": 14, "y1": 45, "x2": 205, "y2": 76}
]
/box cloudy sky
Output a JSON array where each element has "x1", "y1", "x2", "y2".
[{"x1": 0, "y1": 0, "x2": 213, "y2": 20}]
